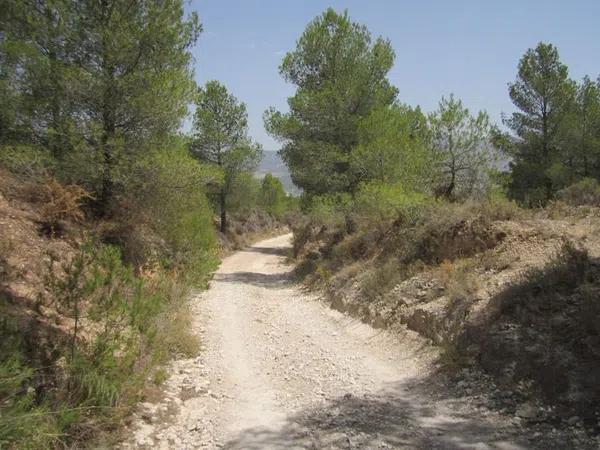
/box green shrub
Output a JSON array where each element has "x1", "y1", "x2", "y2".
[
  {"x1": 226, "y1": 172, "x2": 261, "y2": 215},
  {"x1": 0, "y1": 145, "x2": 56, "y2": 179},
  {"x1": 303, "y1": 193, "x2": 352, "y2": 227},
  {"x1": 0, "y1": 315, "x2": 64, "y2": 450},
  {"x1": 0, "y1": 241, "x2": 203, "y2": 449},
  {"x1": 557, "y1": 177, "x2": 600, "y2": 207},
  {"x1": 259, "y1": 173, "x2": 288, "y2": 217},
  {"x1": 119, "y1": 144, "x2": 219, "y2": 284},
  {"x1": 352, "y1": 181, "x2": 429, "y2": 225}
]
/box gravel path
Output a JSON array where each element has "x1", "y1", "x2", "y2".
[{"x1": 122, "y1": 234, "x2": 588, "y2": 449}]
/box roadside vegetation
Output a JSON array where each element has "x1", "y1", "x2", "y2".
[{"x1": 0, "y1": 1, "x2": 295, "y2": 448}]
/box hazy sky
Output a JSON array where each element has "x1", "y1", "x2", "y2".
[{"x1": 187, "y1": 0, "x2": 600, "y2": 150}]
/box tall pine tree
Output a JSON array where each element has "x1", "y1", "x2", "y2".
[{"x1": 505, "y1": 42, "x2": 575, "y2": 204}]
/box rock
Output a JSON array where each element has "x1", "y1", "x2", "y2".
[
  {"x1": 516, "y1": 403, "x2": 538, "y2": 419},
  {"x1": 141, "y1": 412, "x2": 157, "y2": 424},
  {"x1": 567, "y1": 416, "x2": 581, "y2": 426}
]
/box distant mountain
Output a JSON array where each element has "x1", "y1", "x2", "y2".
[{"x1": 256, "y1": 150, "x2": 301, "y2": 195}]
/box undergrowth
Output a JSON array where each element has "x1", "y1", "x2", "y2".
[{"x1": 0, "y1": 243, "x2": 200, "y2": 448}]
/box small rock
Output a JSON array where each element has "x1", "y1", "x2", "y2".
[
  {"x1": 567, "y1": 416, "x2": 581, "y2": 426},
  {"x1": 516, "y1": 403, "x2": 538, "y2": 419}
]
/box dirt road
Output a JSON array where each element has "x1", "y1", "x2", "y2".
[{"x1": 123, "y1": 234, "x2": 585, "y2": 449}]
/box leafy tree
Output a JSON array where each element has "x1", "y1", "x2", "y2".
[
  {"x1": 350, "y1": 104, "x2": 430, "y2": 190},
  {"x1": 0, "y1": 0, "x2": 201, "y2": 214},
  {"x1": 561, "y1": 76, "x2": 600, "y2": 180},
  {"x1": 191, "y1": 81, "x2": 262, "y2": 232},
  {"x1": 504, "y1": 42, "x2": 576, "y2": 204},
  {"x1": 75, "y1": 0, "x2": 201, "y2": 213},
  {"x1": 264, "y1": 8, "x2": 397, "y2": 195},
  {"x1": 428, "y1": 95, "x2": 495, "y2": 199},
  {"x1": 0, "y1": 0, "x2": 78, "y2": 152},
  {"x1": 260, "y1": 173, "x2": 288, "y2": 217}
]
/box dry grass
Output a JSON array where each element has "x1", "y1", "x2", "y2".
[
  {"x1": 0, "y1": 230, "x2": 14, "y2": 259},
  {"x1": 360, "y1": 259, "x2": 403, "y2": 300},
  {"x1": 438, "y1": 259, "x2": 480, "y2": 303},
  {"x1": 158, "y1": 299, "x2": 201, "y2": 358},
  {"x1": 37, "y1": 178, "x2": 93, "y2": 236}
]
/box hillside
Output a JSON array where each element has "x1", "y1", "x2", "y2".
[{"x1": 292, "y1": 201, "x2": 600, "y2": 436}]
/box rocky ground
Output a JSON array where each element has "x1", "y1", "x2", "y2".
[{"x1": 121, "y1": 234, "x2": 599, "y2": 449}]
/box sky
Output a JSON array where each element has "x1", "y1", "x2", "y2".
[{"x1": 186, "y1": 0, "x2": 600, "y2": 151}]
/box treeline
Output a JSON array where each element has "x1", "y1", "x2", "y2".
[
  {"x1": 0, "y1": 1, "x2": 292, "y2": 447},
  {"x1": 266, "y1": 9, "x2": 600, "y2": 210}
]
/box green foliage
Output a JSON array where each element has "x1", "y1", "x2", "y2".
[
  {"x1": 259, "y1": 174, "x2": 288, "y2": 217},
  {"x1": 265, "y1": 8, "x2": 397, "y2": 195},
  {"x1": 303, "y1": 193, "x2": 352, "y2": 228},
  {"x1": 0, "y1": 315, "x2": 62, "y2": 449},
  {"x1": 191, "y1": 80, "x2": 263, "y2": 232},
  {"x1": 504, "y1": 42, "x2": 577, "y2": 204},
  {"x1": 0, "y1": 241, "x2": 203, "y2": 448},
  {"x1": 0, "y1": 145, "x2": 56, "y2": 179},
  {"x1": 428, "y1": 94, "x2": 496, "y2": 200},
  {"x1": 1, "y1": 0, "x2": 202, "y2": 213},
  {"x1": 352, "y1": 181, "x2": 429, "y2": 224},
  {"x1": 124, "y1": 142, "x2": 219, "y2": 283},
  {"x1": 226, "y1": 172, "x2": 262, "y2": 215},
  {"x1": 557, "y1": 177, "x2": 600, "y2": 206},
  {"x1": 351, "y1": 104, "x2": 431, "y2": 189},
  {"x1": 561, "y1": 76, "x2": 600, "y2": 182}
]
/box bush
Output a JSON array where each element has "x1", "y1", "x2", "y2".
[
  {"x1": 118, "y1": 144, "x2": 219, "y2": 284},
  {"x1": 0, "y1": 145, "x2": 56, "y2": 179},
  {"x1": 303, "y1": 193, "x2": 352, "y2": 228},
  {"x1": 39, "y1": 178, "x2": 93, "y2": 235},
  {"x1": 360, "y1": 259, "x2": 402, "y2": 300},
  {"x1": 0, "y1": 240, "x2": 203, "y2": 449},
  {"x1": 352, "y1": 181, "x2": 429, "y2": 225},
  {"x1": 226, "y1": 172, "x2": 261, "y2": 215},
  {"x1": 0, "y1": 315, "x2": 64, "y2": 450},
  {"x1": 557, "y1": 178, "x2": 600, "y2": 207},
  {"x1": 259, "y1": 174, "x2": 288, "y2": 218}
]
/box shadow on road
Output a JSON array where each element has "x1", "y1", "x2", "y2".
[
  {"x1": 213, "y1": 271, "x2": 293, "y2": 288},
  {"x1": 222, "y1": 373, "x2": 594, "y2": 450},
  {"x1": 242, "y1": 246, "x2": 290, "y2": 257},
  {"x1": 221, "y1": 378, "x2": 540, "y2": 450}
]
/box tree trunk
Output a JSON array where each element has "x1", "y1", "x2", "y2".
[
  {"x1": 98, "y1": 1, "x2": 116, "y2": 217},
  {"x1": 220, "y1": 188, "x2": 227, "y2": 233},
  {"x1": 99, "y1": 112, "x2": 115, "y2": 216}
]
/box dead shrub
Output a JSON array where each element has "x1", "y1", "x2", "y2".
[
  {"x1": 38, "y1": 178, "x2": 93, "y2": 235},
  {"x1": 292, "y1": 223, "x2": 315, "y2": 258},
  {"x1": 360, "y1": 259, "x2": 402, "y2": 300},
  {"x1": 438, "y1": 339, "x2": 468, "y2": 373},
  {"x1": 438, "y1": 259, "x2": 480, "y2": 303}
]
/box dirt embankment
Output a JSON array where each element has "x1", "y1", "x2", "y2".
[
  {"x1": 0, "y1": 172, "x2": 81, "y2": 361},
  {"x1": 294, "y1": 209, "x2": 600, "y2": 431}
]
